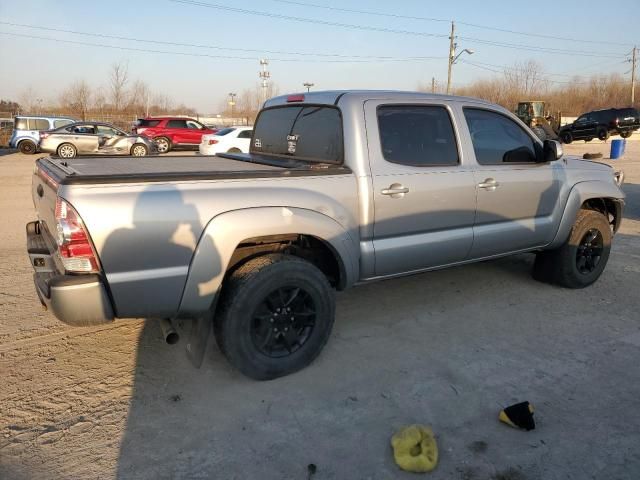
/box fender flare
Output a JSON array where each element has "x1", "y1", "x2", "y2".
[
  {"x1": 548, "y1": 180, "x2": 625, "y2": 249},
  {"x1": 176, "y1": 207, "x2": 359, "y2": 318}
]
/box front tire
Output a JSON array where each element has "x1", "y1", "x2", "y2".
[
  {"x1": 154, "y1": 136, "x2": 171, "y2": 153},
  {"x1": 533, "y1": 209, "x2": 611, "y2": 288},
  {"x1": 532, "y1": 126, "x2": 546, "y2": 141},
  {"x1": 215, "y1": 254, "x2": 335, "y2": 380},
  {"x1": 130, "y1": 143, "x2": 148, "y2": 157},
  {"x1": 619, "y1": 130, "x2": 632, "y2": 139},
  {"x1": 18, "y1": 140, "x2": 37, "y2": 154},
  {"x1": 57, "y1": 143, "x2": 77, "y2": 159}
]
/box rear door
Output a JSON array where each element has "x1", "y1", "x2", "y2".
[
  {"x1": 165, "y1": 119, "x2": 189, "y2": 143},
  {"x1": 365, "y1": 100, "x2": 477, "y2": 277},
  {"x1": 69, "y1": 124, "x2": 100, "y2": 153},
  {"x1": 236, "y1": 128, "x2": 253, "y2": 152},
  {"x1": 461, "y1": 107, "x2": 566, "y2": 258}
]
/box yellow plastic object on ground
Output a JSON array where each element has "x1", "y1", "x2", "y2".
[{"x1": 390, "y1": 424, "x2": 438, "y2": 473}]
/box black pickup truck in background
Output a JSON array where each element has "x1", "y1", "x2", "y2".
[{"x1": 559, "y1": 107, "x2": 640, "y2": 143}]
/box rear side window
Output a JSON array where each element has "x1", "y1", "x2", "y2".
[
  {"x1": 377, "y1": 105, "x2": 459, "y2": 166},
  {"x1": 137, "y1": 119, "x2": 160, "y2": 127},
  {"x1": 166, "y1": 120, "x2": 188, "y2": 128},
  {"x1": 28, "y1": 119, "x2": 49, "y2": 130},
  {"x1": 617, "y1": 108, "x2": 639, "y2": 118},
  {"x1": 252, "y1": 106, "x2": 343, "y2": 163},
  {"x1": 54, "y1": 119, "x2": 73, "y2": 128},
  {"x1": 215, "y1": 127, "x2": 235, "y2": 136},
  {"x1": 464, "y1": 108, "x2": 537, "y2": 164},
  {"x1": 15, "y1": 118, "x2": 27, "y2": 129},
  {"x1": 237, "y1": 129, "x2": 253, "y2": 139}
]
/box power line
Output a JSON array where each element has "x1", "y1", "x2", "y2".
[
  {"x1": 459, "y1": 59, "x2": 593, "y2": 85},
  {"x1": 465, "y1": 59, "x2": 625, "y2": 78},
  {"x1": 172, "y1": 0, "x2": 626, "y2": 58},
  {"x1": 273, "y1": 0, "x2": 636, "y2": 47},
  {"x1": 0, "y1": 31, "x2": 444, "y2": 63},
  {"x1": 0, "y1": 21, "x2": 444, "y2": 61},
  {"x1": 170, "y1": 0, "x2": 449, "y2": 38}
]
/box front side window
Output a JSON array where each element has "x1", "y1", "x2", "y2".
[
  {"x1": 377, "y1": 105, "x2": 459, "y2": 166},
  {"x1": 97, "y1": 126, "x2": 123, "y2": 136},
  {"x1": 166, "y1": 120, "x2": 188, "y2": 129},
  {"x1": 252, "y1": 105, "x2": 343, "y2": 163},
  {"x1": 186, "y1": 120, "x2": 203, "y2": 130},
  {"x1": 464, "y1": 108, "x2": 537, "y2": 165}
]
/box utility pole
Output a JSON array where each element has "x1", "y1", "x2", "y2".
[
  {"x1": 631, "y1": 46, "x2": 637, "y2": 106},
  {"x1": 259, "y1": 59, "x2": 271, "y2": 104},
  {"x1": 228, "y1": 92, "x2": 237, "y2": 121},
  {"x1": 446, "y1": 21, "x2": 455, "y2": 95},
  {"x1": 145, "y1": 91, "x2": 150, "y2": 118},
  {"x1": 431, "y1": 77, "x2": 435, "y2": 93}
]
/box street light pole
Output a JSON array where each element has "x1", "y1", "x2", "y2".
[
  {"x1": 446, "y1": 22, "x2": 455, "y2": 95},
  {"x1": 228, "y1": 92, "x2": 237, "y2": 122},
  {"x1": 303, "y1": 82, "x2": 314, "y2": 92}
]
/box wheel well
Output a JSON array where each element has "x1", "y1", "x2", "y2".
[
  {"x1": 227, "y1": 234, "x2": 345, "y2": 290},
  {"x1": 581, "y1": 198, "x2": 621, "y2": 232}
]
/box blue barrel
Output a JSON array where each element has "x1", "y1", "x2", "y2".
[{"x1": 610, "y1": 139, "x2": 624, "y2": 159}]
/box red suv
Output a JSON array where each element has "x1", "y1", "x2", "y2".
[{"x1": 133, "y1": 117, "x2": 217, "y2": 153}]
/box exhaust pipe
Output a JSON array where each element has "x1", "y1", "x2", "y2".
[{"x1": 160, "y1": 318, "x2": 179, "y2": 345}]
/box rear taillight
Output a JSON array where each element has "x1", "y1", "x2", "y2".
[
  {"x1": 55, "y1": 197, "x2": 99, "y2": 273},
  {"x1": 132, "y1": 127, "x2": 138, "y2": 134},
  {"x1": 208, "y1": 139, "x2": 219, "y2": 145},
  {"x1": 40, "y1": 131, "x2": 49, "y2": 139}
]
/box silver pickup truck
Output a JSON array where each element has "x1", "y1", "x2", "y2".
[{"x1": 27, "y1": 90, "x2": 625, "y2": 380}]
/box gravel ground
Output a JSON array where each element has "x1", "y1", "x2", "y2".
[{"x1": 1, "y1": 141, "x2": 639, "y2": 480}]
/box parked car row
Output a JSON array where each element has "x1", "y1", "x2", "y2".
[
  {"x1": 8, "y1": 114, "x2": 253, "y2": 157},
  {"x1": 559, "y1": 107, "x2": 639, "y2": 143}
]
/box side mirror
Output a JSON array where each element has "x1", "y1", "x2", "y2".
[{"x1": 542, "y1": 139, "x2": 563, "y2": 162}]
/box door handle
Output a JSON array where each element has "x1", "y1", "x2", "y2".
[
  {"x1": 381, "y1": 184, "x2": 409, "y2": 198},
  {"x1": 478, "y1": 178, "x2": 500, "y2": 190}
]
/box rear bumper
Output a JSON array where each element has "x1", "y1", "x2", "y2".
[{"x1": 27, "y1": 221, "x2": 114, "y2": 326}]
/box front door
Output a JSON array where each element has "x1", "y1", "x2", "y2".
[
  {"x1": 365, "y1": 101, "x2": 477, "y2": 277},
  {"x1": 461, "y1": 107, "x2": 566, "y2": 259}
]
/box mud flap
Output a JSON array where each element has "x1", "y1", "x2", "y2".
[{"x1": 184, "y1": 316, "x2": 212, "y2": 368}]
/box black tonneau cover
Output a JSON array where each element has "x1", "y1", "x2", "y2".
[{"x1": 37, "y1": 153, "x2": 350, "y2": 185}]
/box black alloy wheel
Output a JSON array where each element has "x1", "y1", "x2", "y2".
[
  {"x1": 576, "y1": 228, "x2": 604, "y2": 275},
  {"x1": 251, "y1": 286, "x2": 316, "y2": 358}
]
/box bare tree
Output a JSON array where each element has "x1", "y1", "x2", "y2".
[
  {"x1": 109, "y1": 61, "x2": 129, "y2": 113},
  {"x1": 235, "y1": 83, "x2": 280, "y2": 122},
  {"x1": 93, "y1": 87, "x2": 107, "y2": 117},
  {"x1": 59, "y1": 80, "x2": 92, "y2": 120},
  {"x1": 18, "y1": 86, "x2": 42, "y2": 113},
  {"x1": 128, "y1": 80, "x2": 151, "y2": 116}
]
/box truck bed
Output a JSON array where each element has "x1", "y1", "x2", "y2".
[{"x1": 38, "y1": 153, "x2": 351, "y2": 185}]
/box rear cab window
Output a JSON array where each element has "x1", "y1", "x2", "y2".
[{"x1": 252, "y1": 105, "x2": 343, "y2": 163}]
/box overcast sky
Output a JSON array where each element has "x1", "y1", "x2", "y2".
[{"x1": 0, "y1": 0, "x2": 637, "y2": 113}]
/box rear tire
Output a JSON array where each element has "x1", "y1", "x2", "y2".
[
  {"x1": 597, "y1": 128, "x2": 610, "y2": 141},
  {"x1": 214, "y1": 254, "x2": 335, "y2": 380},
  {"x1": 57, "y1": 143, "x2": 77, "y2": 159},
  {"x1": 154, "y1": 136, "x2": 171, "y2": 153},
  {"x1": 130, "y1": 143, "x2": 148, "y2": 157},
  {"x1": 620, "y1": 130, "x2": 632, "y2": 139},
  {"x1": 532, "y1": 126, "x2": 546, "y2": 141},
  {"x1": 18, "y1": 140, "x2": 37, "y2": 154},
  {"x1": 560, "y1": 131, "x2": 573, "y2": 144},
  {"x1": 533, "y1": 209, "x2": 611, "y2": 288},
  {"x1": 226, "y1": 147, "x2": 242, "y2": 153}
]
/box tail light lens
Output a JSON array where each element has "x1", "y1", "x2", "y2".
[
  {"x1": 55, "y1": 197, "x2": 100, "y2": 273},
  {"x1": 208, "y1": 139, "x2": 219, "y2": 145},
  {"x1": 40, "y1": 131, "x2": 49, "y2": 139}
]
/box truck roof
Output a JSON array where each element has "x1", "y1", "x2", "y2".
[{"x1": 265, "y1": 90, "x2": 497, "y2": 109}]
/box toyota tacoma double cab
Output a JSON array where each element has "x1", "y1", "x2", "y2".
[{"x1": 27, "y1": 90, "x2": 625, "y2": 380}]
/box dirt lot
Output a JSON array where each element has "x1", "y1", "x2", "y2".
[{"x1": 1, "y1": 141, "x2": 639, "y2": 480}]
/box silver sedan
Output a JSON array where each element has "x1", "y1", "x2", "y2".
[{"x1": 39, "y1": 122, "x2": 156, "y2": 158}]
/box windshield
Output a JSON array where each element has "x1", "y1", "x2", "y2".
[
  {"x1": 215, "y1": 127, "x2": 236, "y2": 136},
  {"x1": 252, "y1": 105, "x2": 343, "y2": 164}
]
